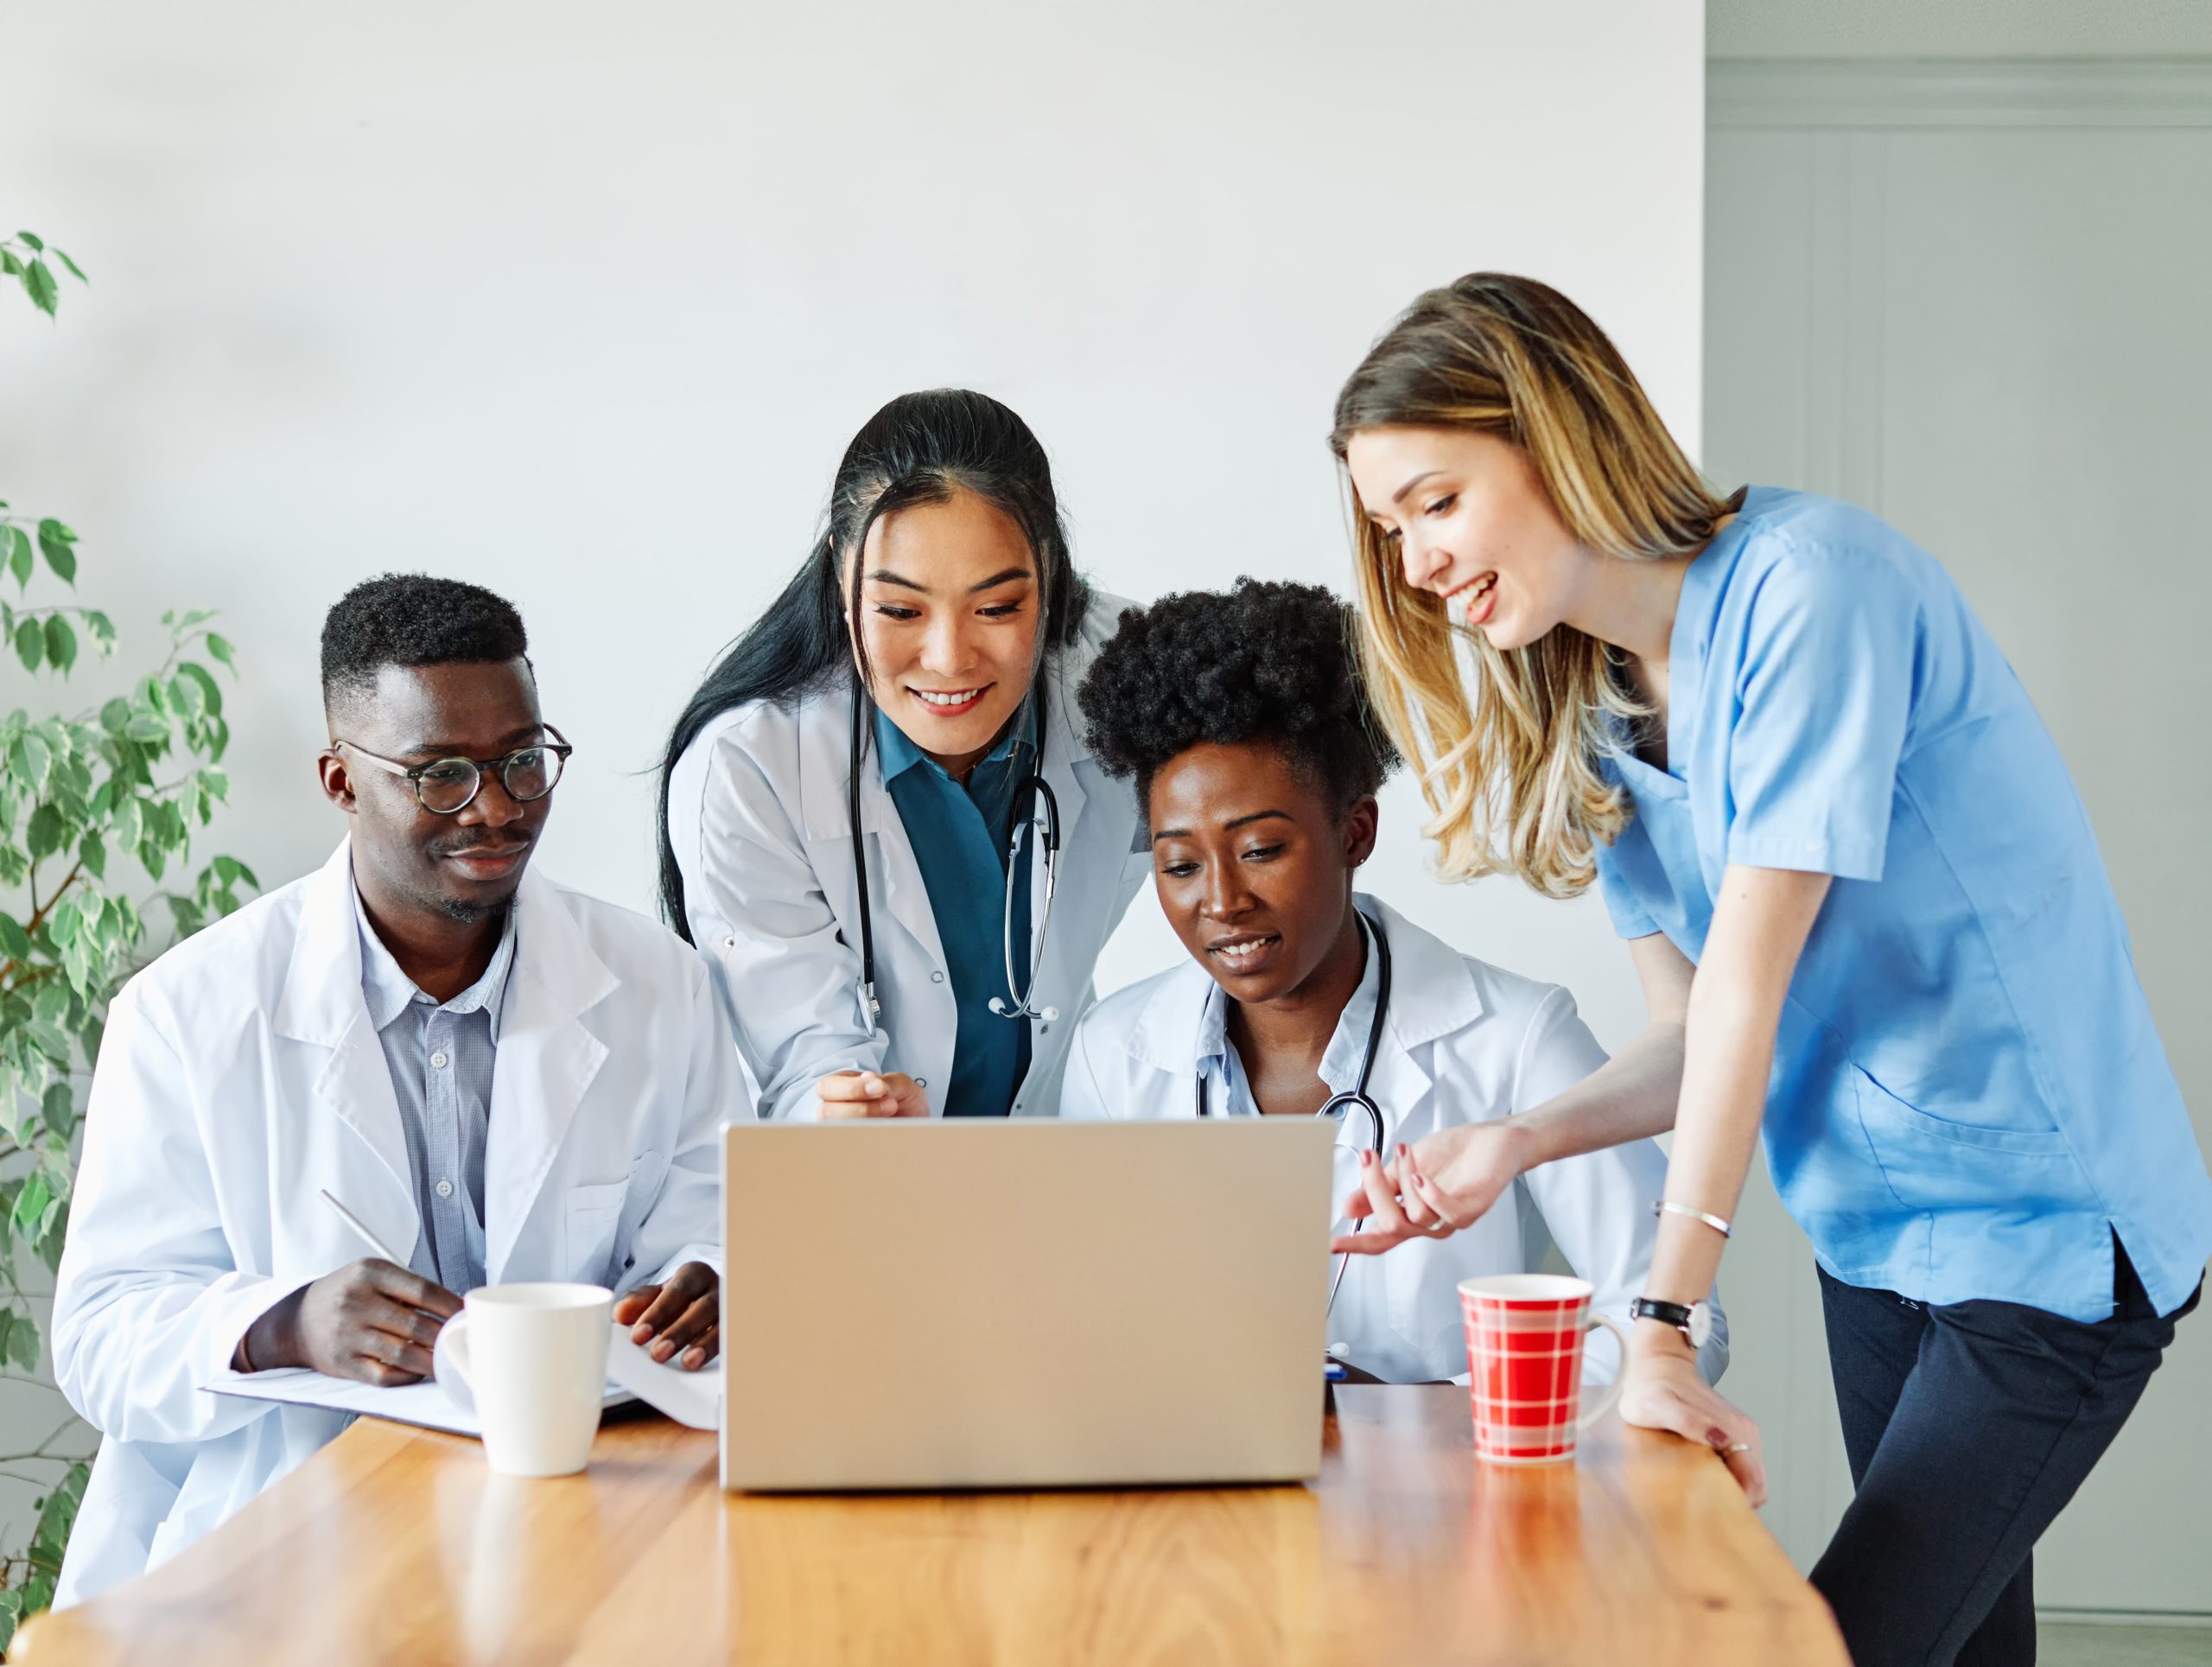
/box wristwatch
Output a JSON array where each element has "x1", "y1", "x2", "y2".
[{"x1": 1630, "y1": 1295, "x2": 1714, "y2": 1349}]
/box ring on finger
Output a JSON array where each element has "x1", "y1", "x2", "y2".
[{"x1": 1724, "y1": 1441, "x2": 1752, "y2": 1454}]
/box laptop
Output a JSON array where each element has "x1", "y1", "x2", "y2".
[{"x1": 719, "y1": 1118, "x2": 1337, "y2": 1491}]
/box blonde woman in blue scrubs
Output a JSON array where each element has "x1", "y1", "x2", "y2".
[{"x1": 1328, "y1": 274, "x2": 2211, "y2": 1667}]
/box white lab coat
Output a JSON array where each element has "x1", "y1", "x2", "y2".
[
  {"x1": 666, "y1": 589, "x2": 1149, "y2": 1121},
  {"x1": 50, "y1": 842, "x2": 734, "y2": 1606},
  {"x1": 1059, "y1": 897, "x2": 1729, "y2": 1386}
]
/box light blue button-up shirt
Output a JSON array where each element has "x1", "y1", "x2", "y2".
[
  {"x1": 1593, "y1": 487, "x2": 2212, "y2": 1321},
  {"x1": 353, "y1": 882, "x2": 517, "y2": 1295},
  {"x1": 1194, "y1": 910, "x2": 1382, "y2": 1124},
  {"x1": 874, "y1": 707, "x2": 1033, "y2": 1117}
]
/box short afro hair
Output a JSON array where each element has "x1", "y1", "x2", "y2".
[
  {"x1": 1078, "y1": 577, "x2": 1399, "y2": 817},
  {"x1": 321, "y1": 574, "x2": 530, "y2": 711}
]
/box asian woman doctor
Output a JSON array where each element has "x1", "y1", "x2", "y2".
[
  {"x1": 1057, "y1": 578, "x2": 1725, "y2": 1386},
  {"x1": 658, "y1": 390, "x2": 1148, "y2": 1121}
]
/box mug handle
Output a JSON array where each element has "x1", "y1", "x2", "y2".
[
  {"x1": 1576, "y1": 1311, "x2": 1630, "y2": 1432},
  {"x1": 432, "y1": 1312, "x2": 475, "y2": 1416}
]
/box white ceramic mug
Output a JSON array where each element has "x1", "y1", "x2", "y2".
[{"x1": 433, "y1": 1282, "x2": 613, "y2": 1476}]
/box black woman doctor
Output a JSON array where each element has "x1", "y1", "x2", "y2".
[{"x1": 658, "y1": 390, "x2": 1148, "y2": 1120}]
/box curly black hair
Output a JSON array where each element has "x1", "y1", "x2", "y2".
[
  {"x1": 321, "y1": 573, "x2": 530, "y2": 712},
  {"x1": 1077, "y1": 577, "x2": 1399, "y2": 816}
]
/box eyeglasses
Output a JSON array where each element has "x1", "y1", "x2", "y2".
[{"x1": 332, "y1": 725, "x2": 573, "y2": 815}]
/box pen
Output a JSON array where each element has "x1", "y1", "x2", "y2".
[{"x1": 318, "y1": 1188, "x2": 409, "y2": 1267}]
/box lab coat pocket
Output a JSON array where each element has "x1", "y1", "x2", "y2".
[
  {"x1": 1850, "y1": 1067, "x2": 2088, "y2": 1214},
  {"x1": 563, "y1": 1180, "x2": 629, "y2": 1282}
]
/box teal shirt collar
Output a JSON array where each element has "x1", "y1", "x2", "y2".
[{"x1": 874, "y1": 703, "x2": 1033, "y2": 785}]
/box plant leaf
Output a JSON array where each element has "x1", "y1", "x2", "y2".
[
  {"x1": 40, "y1": 1079, "x2": 74, "y2": 1141},
  {"x1": 15, "y1": 616, "x2": 44, "y2": 671},
  {"x1": 206, "y1": 632, "x2": 236, "y2": 671},
  {"x1": 0, "y1": 250, "x2": 20, "y2": 277},
  {"x1": 0, "y1": 913, "x2": 29, "y2": 959},
  {"x1": 44, "y1": 615, "x2": 78, "y2": 675},
  {"x1": 7, "y1": 526, "x2": 32, "y2": 589},
  {"x1": 9, "y1": 1304, "x2": 41, "y2": 1371},
  {"x1": 13, "y1": 1171, "x2": 50, "y2": 1242},
  {"x1": 19, "y1": 730, "x2": 51, "y2": 791},
  {"x1": 16, "y1": 231, "x2": 43, "y2": 252},
  {"x1": 24, "y1": 258, "x2": 58, "y2": 316},
  {"x1": 37, "y1": 519, "x2": 78, "y2": 584},
  {"x1": 54, "y1": 248, "x2": 87, "y2": 283},
  {"x1": 25, "y1": 801, "x2": 63, "y2": 860},
  {"x1": 177, "y1": 661, "x2": 222, "y2": 717}
]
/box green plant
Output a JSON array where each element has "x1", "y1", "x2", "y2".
[{"x1": 0, "y1": 230, "x2": 256, "y2": 1648}]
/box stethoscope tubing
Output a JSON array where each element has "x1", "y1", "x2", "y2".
[
  {"x1": 1196, "y1": 915, "x2": 1393, "y2": 1314},
  {"x1": 849, "y1": 686, "x2": 1060, "y2": 1033}
]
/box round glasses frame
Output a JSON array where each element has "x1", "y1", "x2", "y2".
[{"x1": 330, "y1": 724, "x2": 573, "y2": 815}]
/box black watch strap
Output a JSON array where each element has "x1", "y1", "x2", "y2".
[{"x1": 1630, "y1": 1296, "x2": 1694, "y2": 1333}]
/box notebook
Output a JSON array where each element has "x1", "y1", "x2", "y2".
[{"x1": 203, "y1": 1320, "x2": 721, "y2": 1435}]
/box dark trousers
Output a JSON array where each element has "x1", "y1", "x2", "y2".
[{"x1": 1809, "y1": 1244, "x2": 2199, "y2": 1666}]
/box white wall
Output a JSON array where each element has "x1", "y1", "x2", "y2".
[
  {"x1": 0, "y1": 0, "x2": 1707, "y2": 1543},
  {"x1": 0, "y1": 0, "x2": 1705, "y2": 1040},
  {"x1": 1707, "y1": 58, "x2": 2212, "y2": 1615}
]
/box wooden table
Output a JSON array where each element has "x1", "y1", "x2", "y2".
[{"x1": 16, "y1": 1389, "x2": 1844, "y2": 1664}]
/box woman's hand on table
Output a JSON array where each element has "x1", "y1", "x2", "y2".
[
  {"x1": 614, "y1": 1261, "x2": 721, "y2": 1370},
  {"x1": 1619, "y1": 1327, "x2": 1766, "y2": 1505}
]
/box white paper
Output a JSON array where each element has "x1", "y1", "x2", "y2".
[
  {"x1": 604, "y1": 1320, "x2": 721, "y2": 1431},
  {"x1": 203, "y1": 1319, "x2": 719, "y2": 1436},
  {"x1": 203, "y1": 1367, "x2": 494, "y2": 1436}
]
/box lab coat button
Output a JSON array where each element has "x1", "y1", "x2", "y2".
[{"x1": 931, "y1": 971, "x2": 944, "y2": 983}]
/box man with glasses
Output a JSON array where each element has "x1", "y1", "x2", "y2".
[{"x1": 49, "y1": 575, "x2": 734, "y2": 1605}]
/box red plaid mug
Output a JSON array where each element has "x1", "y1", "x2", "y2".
[{"x1": 1458, "y1": 1274, "x2": 1628, "y2": 1465}]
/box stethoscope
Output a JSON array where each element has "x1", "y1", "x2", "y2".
[
  {"x1": 1197, "y1": 913, "x2": 1392, "y2": 1312},
  {"x1": 848, "y1": 686, "x2": 1063, "y2": 1029}
]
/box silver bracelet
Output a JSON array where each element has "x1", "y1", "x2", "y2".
[{"x1": 1654, "y1": 1199, "x2": 1732, "y2": 1239}]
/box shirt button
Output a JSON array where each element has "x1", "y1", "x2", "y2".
[
  {"x1": 435, "y1": 1180, "x2": 454, "y2": 1199},
  {"x1": 723, "y1": 936, "x2": 736, "y2": 950},
  {"x1": 430, "y1": 1051, "x2": 449, "y2": 1070}
]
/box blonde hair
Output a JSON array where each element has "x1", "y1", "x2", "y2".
[{"x1": 1330, "y1": 274, "x2": 1737, "y2": 896}]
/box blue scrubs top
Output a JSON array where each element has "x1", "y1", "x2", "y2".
[
  {"x1": 1595, "y1": 487, "x2": 2211, "y2": 1321},
  {"x1": 875, "y1": 707, "x2": 1034, "y2": 1117}
]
